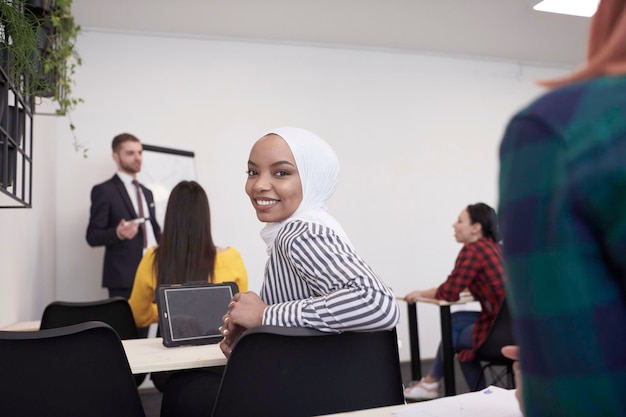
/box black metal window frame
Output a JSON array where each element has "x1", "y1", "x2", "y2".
[{"x1": 0, "y1": 24, "x2": 34, "y2": 209}]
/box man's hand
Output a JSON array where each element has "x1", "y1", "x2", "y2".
[{"x1": 116, "y1": 219, "x2": 139, "y2": 240}]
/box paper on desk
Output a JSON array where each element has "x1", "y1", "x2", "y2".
[{"x1": 394, "y1": 386, "x2": 523, "y2": 417}]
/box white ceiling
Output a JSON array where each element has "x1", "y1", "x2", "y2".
[{"x1": 71, "y1": 0, "x2": 590, "y2": 67}]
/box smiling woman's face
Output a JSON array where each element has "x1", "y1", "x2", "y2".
[{"x1": 245, "y1": 134, "x2": 303, "y2": 223}]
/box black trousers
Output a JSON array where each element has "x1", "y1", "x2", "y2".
[{"x1": 160, "y1": 367, "x2": 225, "y2": 417}]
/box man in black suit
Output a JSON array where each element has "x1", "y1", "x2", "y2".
[{"x1": 86, "y1": 133, "x2": 161, "y2": 300}]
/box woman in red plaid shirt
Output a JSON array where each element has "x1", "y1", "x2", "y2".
[{"x1": 403, "y1": 203, "x2": 506, "y2": 401}]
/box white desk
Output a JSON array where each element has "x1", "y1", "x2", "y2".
[
  {"x1": 316, "y1": 386, "x2": 522, "y2": 416},
  {"x1": 1, "y1": 320, "x2": 40, "y2": 331},
  {"x1": 315, "y1": 404, "x2": 406, "y2": 416},
  {"x1": 122, "y1": 337, "x2": 226, "y2": 374},
  {"x1": 402, "y1": 294, "x2": 475, "y2": 396},
  {"x1": 2, "y1": 321, "x2": 227, "y2": 375}
]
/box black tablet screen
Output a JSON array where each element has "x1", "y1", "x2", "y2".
[{"x1": 163, "y1": 286, "x2": 233, "y2": 342}]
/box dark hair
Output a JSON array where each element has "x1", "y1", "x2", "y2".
[
  {"x1": 111, "y1": 133, "x2": 140, "y2": 152},
  {"x1": 153, "y1": 181, "x2": 217, "y2": 285},
  {"x1": 466, "y1": 203, "x2": 500, "y2": 242}
]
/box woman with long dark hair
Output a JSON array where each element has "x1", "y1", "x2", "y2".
[
  {"x1": 129, "y1": 180, "x2": 248, "y2": 327},
  {"x1": 129, "y1": 180, "x2": 248, "y2": 399}
]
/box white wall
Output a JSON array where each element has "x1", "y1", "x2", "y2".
[
  {"x1": 2, "y1": 29, "x2": 569, "y2": 361},
  {"x1": 0, "y1": 114, "x2": 58, "y2": 326}
]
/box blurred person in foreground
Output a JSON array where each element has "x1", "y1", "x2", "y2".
[{"x1": 498, "y1": 1, "x2": 626, "y2": 415}]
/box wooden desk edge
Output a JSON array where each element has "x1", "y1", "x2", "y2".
[
  {"x1": 128, "y1": 358, "x2": 227, "y2": 374},
  {"x1": 314, "y1": 403, "x2": 408, "y2": 416},
  {"x1": 1, "y1": 320, "x2": 41, "y2": 331},
  {"x1": 1, "y1": 324, "x2": 228, "y2": 375},
  {"x1": 396, "y1": 296, "x2": 475, "y2": 306},
  {"x1": 121, "y1": 338, "x2": 227, "y2": 374}
]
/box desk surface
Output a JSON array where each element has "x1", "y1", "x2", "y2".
[
  {"x1": 2, "y1": 321, "x2": 227, "y2": 375},
  {"x1": 315, "y1": 404, "x2": 406, "y2": 416},
  {"x1": 1, "y1": 320, "x2": 41, "y2": 331},
  {"x1": 398, "y1": 293, "x2": 477, "y2": 396},
  {"x1": 395, "y1": 294, "x2": 475, "y2": 307},
  {"x1": 413, "y1": 294, "x2": 475, "y2": 306},
  {"x1": 122, "y1": 337, "x2": 226, "y2": 374},
  {"x1": 316, "y1": 386, "x2": 522, "y2": 416}
]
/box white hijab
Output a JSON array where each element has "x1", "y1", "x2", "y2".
[{"x1": 258, "y1": 127, "x2": 352, "y2": 255}]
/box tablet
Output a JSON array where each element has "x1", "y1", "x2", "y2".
[{"x1": 157, "y1": 282, "x2": 238, "y2": 348}]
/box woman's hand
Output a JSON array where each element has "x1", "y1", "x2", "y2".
[
  {"x1": 403, "y1": 290, "x2": 425, "y2": 304},
  {"x1": 219, "y1": 291, "x2": 268, "y2": 358},
  {"x1": 228, "y1": 291, "x2": 268, "y2": 328},
  {"x1": 403, "y1": 288, "x2": 437, "y2": 303},
  {"x1": 501, "y1": 345, "x2": 524, "y2": 416},
  {"x1": 219, "y1": 315, "x2": 245, "y2": 358}
]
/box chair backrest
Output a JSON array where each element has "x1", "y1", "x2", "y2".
[
  {"x1": 211, "y1": 325, "x2": 405, "y2": 417},
  {"x1": 40, "y1": 297, "x2": 138, "y2": 340},
  {"x1": 0, "y1": 322, "x2": 146, "y2": 417},
  {"x1": 475, "y1": 297, "x2": 515, "y2": 363}
]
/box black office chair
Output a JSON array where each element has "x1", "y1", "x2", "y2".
[
  {"x1": 473, "y1": 297, "x2": 516, "y2": 390},
  {"x1": 0, "y1": 322, "x2": 146, "y2": 417},
  {"x1": 39, "y1": 297, "x2": 147, "y2": 386},
  {"x1": 210, "y1": 325, "x2": 405, "y2": 417}
]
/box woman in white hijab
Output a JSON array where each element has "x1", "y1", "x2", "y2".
[{"x1": 220, "y1": 127, "x2": 400, "y2": 356}]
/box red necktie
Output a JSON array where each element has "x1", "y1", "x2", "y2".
[{"x1": 132, "y1": 179, "x2": 147, "y2": 248}]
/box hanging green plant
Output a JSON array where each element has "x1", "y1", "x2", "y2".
[
  {"x1": 37, "y1": 0, "x2": 85, "y2": 156},
  {"x1": 0, "y1": 0, "x2": 84, "y2": 156},
  {"x1": 0, "y1": 1, "x2": 39, "y2": 89},
  {"x1": 35, "y1": 0, "x2": 82, "y2": 109}
]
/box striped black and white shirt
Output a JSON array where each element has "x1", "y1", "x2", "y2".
[{"x1": 260, "y1": 220, "x2": 400, "y2": 332}]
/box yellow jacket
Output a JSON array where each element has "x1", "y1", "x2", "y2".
[{"x1": 128, "y1": 246, "x2": 248, "y2": 327}]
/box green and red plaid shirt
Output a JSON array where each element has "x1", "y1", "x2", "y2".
[{"x1": 499, "y1": 75, "x2": 626, "y2": 417}]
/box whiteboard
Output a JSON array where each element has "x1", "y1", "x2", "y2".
[{"x1": 138, "y1": 144, "x2": 196, "y2": 230}]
